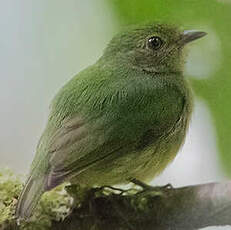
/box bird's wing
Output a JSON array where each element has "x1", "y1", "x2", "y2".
[{"x1": 45, "y1": 115, "x2": 133, "y2": 190}]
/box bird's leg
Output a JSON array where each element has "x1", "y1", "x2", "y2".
[
  {"x1": 130, "y1": 178, "x2": 155, "y2": 190},
  {"x1": 130, "y1": 178, "x2": 173, "y2": 193}
]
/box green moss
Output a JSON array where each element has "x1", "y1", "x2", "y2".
[
  {"x1": 20, "y1": 185, "x2": 73, "y2": 230},
  {"x1": 0, "y1": 168, "x2": 73, "y2": 230},
  {"x1": 0, "y1": 168, "x2": 22, "y2": 225}
]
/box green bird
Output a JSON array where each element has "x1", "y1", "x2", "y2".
[{"x1": 16, "y1": 23, "x2": 206, "y2": 219}]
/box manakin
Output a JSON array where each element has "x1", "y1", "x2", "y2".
[{"x1": 16, "y1": 23, "x2": 206, "y2": 219}]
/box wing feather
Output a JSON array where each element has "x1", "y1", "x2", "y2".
[{"x1": 46, "y1": 115, "x2": 129, "y2": 190}]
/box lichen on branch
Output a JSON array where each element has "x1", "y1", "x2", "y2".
[{"x1": 0, "y1": 168, "x2": 72, "y2": 230}]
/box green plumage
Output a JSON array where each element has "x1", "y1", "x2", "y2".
[{"x1": 16, "y1": 23, "x2": 206, "y2": 219}]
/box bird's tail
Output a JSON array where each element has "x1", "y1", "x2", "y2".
[{"x1": 16, "y1": 175, "x2": 46, "y2": 220}]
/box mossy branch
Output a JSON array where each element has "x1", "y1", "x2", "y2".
[{"x1": 1, "y1": 168, "x2": 231, "y2": 230}]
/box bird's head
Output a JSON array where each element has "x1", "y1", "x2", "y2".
[{"x1": 103, "y1": 23, "x2": 207, "y2": 74}]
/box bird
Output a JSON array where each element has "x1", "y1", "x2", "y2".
[{"x1": 16, "y1": 23, "x2": 207, "y2": 219}]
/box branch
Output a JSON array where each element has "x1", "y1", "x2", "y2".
[
  {"x1": 50, "y1": 182, "x2": 231, "y2": 230},
  {"x1": 1, "y1": 169, "x2": 231, "y2": 230}
]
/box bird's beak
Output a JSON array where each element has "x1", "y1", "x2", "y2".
[{"x1": 180, "y1": 30, "x2": 207, "y2": 45}]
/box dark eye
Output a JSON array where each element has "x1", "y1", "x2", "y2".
[{"x1": 147, "y1": 36, "x2": 163, "y2": 50}]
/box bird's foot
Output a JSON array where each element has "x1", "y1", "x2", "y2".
[
  {"x1": 97, "y1": 185, "x2": 138, "y2": 196},
  {"x1": 130, "y1": 178, "x2": 155, "y2": 190},
  {"x1": 130, "y1": 178, "x2": 173, "y2": 195}
]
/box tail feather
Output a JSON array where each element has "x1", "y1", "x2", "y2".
[{"x1": 16, "y1": 175, "x2": 46, "y2": 219}]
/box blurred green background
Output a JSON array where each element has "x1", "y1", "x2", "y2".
[{"x1": 0, "y1": 1, "x2": 231, "y2": 229}]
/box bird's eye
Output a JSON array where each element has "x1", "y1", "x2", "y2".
[{"x1": 147, "y1": 36, "x2": 163, "y2": 50}]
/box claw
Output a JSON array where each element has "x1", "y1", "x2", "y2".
[{"x1": 162, "y1": 183, "x2": 173, "y2": 190}]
